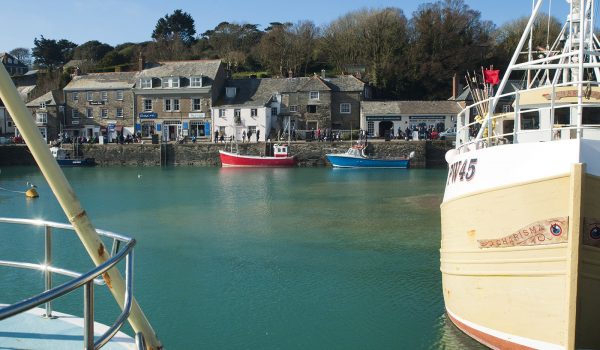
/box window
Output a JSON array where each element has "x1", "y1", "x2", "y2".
[
  {"x1": 340, "y1": 103, "x2": 351, "y2": 114},
  {"x1": 141, "y1": 78, "x2": 152, "y2": 89},
  {"x1": 192, "y1": 98, "x2": 201, "y2": 111},
  {"x1": 87, "y1": 91, "x2": 93, "y2": 101},
  {"x1": 116, "y1": 90, "x2": 124, "y2": 100},
  {"x1": 36, "y1": 113, "x2": 47, "y2": 124},
  {"x1": 309, "y1": 91, "x2": 319, "y2": 100},
  {"x1": 101, "y1": 91, "x2": 108, "y2": 101},
  {"x1": 39, "y1": 101, "x2": 46, "y2": 109},
  {"x1": 86, "y1": 108, "x2": 93, "y2": 118},
  {"x1": 521, "y1": 110, "x2": 539, "y2": 130},
  {"x1": 73, "y1": 92, "x2": 79, "y2": 101},
  {"x1": 101, "y1": 109, "x2": 108, "y2": 118},
  {"x1": 116, "y1": 108, "x2": 124, "y2": 118},
  {"x1": 251, "y1": 109, "x2": 257, "y2": 117},
  {"x1": 143, "y1": 99, "x2": 152, "y2": 112},
  {"x1": 502, "y1": 104, "x2": 511, "y2": 113},
  {"x1": 307, "y1": 105, "x2": 317, "y2": 113},
  {"x1": 191, "y1": 76, "x2": 202, "y2": 87},
  {"x1": 219, "y1": 109, "x2": 226, "y2": 117},
  {"x1": 289, "y1": 105, "x2": 298, "y2": 112},
  {"x1": 226, "y1": 87, "x2": 236, "y2": 98},
  {"x1": 554, "y1": 107, "x2": 570, "y2": 125},
  {"x1": 234, "y1": 109, "x2": 241, "y2": 117},
  {"x1": 271, "y1": 107, "x2": 278, "y2": 116},
  {"x1": 164, "y1": 99, "x2": 180, "y2": 111},
  {"x1": 162, "y1": 77, "x2": 180, "y2": 88},
  {"x1": 72, "y1": 110, "x2": 79, "y2": 119},
  {"x1": 367, "y1": 121, "x2": 374, "y2": 136},
  {"x1": 583, "y1": 107, "x2": 600, "y2": 124}
]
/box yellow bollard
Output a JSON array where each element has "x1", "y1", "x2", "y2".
[{"x1": 25, "y1": 188, "x2": 39, "y2": 198}]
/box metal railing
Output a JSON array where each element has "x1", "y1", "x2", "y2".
[
  {"x1": 455, "y1": 80, "x2": 600, "y2": 153},
  {"x1": 0, "y1": 217, "x2": 144, "y2": 350}
]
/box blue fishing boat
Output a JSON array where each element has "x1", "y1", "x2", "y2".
[{"x1": 326, "y1": 144, "x2": 413, "y2": 168}]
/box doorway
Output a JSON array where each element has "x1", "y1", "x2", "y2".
[{"x1": 378, "y1": 121, "x2": 393, "y2": 138}]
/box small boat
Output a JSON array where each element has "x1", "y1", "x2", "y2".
[
  {"x1": 219, "y1": 143, "x2": 296, "y2": 167},
  {"x1": 50, "y1": 146, "x2": 96, "y2": 167},
  {"x1": 326, "y1": 144, "x2": 412, "y2": 168},
  {"x1": 441, "y1": 1, "x2": 600, "y2": 349}
]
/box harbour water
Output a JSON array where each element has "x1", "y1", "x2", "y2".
[{"x1": 0, "y1": 166, "x2": 485, "y2": 349}]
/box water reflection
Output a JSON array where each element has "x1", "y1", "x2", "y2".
[{"x1": 430, "y1": 314, "x2": 488, "y2": 349}]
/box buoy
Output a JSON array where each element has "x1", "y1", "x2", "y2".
[{"x1": 25, "y1": 188, "x2": 39, "y2": 198}]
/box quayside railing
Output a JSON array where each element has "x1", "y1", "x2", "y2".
[
  {"x1": 455, "y1": 80, "x2": 600, "y2": 153},
  {"x1": 0, "y1": 217, "x2": 145, "y2": 350}
]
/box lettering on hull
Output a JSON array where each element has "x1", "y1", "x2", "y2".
[{"x1": 478, "y1": 217, "x2": 568, "y2": 248}]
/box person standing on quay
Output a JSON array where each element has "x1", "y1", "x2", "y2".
[
  {"x1": 256, "y1": 129, "x2": 260, "y2": 142},
  {"x1": 242, "y1": 130, "x2": 246, "y2": 143},
  {"x1": 214, "y1": 129, "x2": 219, "y2": 143}
]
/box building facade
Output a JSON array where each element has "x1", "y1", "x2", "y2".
[
  {"x1": 63, "y1": 72, "x2": 137, "y2": 142},
  {"x1": 1, "y1": 52, "x2": 27, "y2": 76},
  {"x1": 360, "y1": 101, "x2": 461, "y2": 137},
  {"x1": 24, "y1": 91, "x2": 63, "y2": 142},
  {"x1": 212, "y1": 74, "x2": 370, "y2": 140},
  {"x1": 133, "y1": 60, "x2": 226, "y2": 142}
]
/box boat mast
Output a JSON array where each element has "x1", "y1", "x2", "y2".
[{"x1": 0, "y1": 65, "x2": 162, "y2": 348}]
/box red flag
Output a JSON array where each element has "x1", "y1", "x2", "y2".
[{"x1": 483, "y1": 69, "x2": 500, "y2": 85}]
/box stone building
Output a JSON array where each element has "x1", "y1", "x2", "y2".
[
  {"x1": 63, "y1": 72, "x2": 138, "y2": 142},
  {"x1": 212, "y1": 74, "x2": 370, "y2": 140},
  {"x1": 24, "y1": 90, "x2": 63, "y2": 142},
  {"x1": 133, "y1": 60, "x2": 226, "y2": 142},
  {"x1": 360, "y1": 101, "x2": 461, "y2": 137}
]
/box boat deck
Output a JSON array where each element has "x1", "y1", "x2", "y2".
[{"x1": 0, "y1": 304, "x2": 135, "y2": 349}]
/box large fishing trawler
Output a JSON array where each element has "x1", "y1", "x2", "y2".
[{"x1": 441, "y1": 0, "x2": 600, "y2": 349}]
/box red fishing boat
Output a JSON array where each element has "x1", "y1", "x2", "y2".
[{"x1": 219, "y1": 144, "x2": 296, "y2": 167}]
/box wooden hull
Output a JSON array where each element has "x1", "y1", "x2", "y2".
[
  {"x1": 441, "y1": 140, "x2": 600, "y2": 349},
  {"x1": 219, "y1": 150, "x2": 296, "y2": 167}
]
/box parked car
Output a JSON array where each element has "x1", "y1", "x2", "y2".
[{"x1": 439, "y1": 127, "x2": 456, "y2": 140}]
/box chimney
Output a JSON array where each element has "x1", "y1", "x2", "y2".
[
  {"x1": 452, "y1": 73, "x2": 458, "y2": 100},
  {"x1": 115, "y1": 66, "x2": 121, "y2": 72},
  {"x1": 74, "y1": 66, "x2": 81, "y2": 77},
  {"x1": 138, "y1": 53, "x2": 145, "y2": 72},
  {"x1": 288, "y1": 69, "x2": 293, "y2": 78},
  {"x1": 321, "y1": 69, "x2": 326, "y2": 79}
]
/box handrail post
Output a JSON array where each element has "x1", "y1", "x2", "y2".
[
  {"x1": 43, "y1": 225, "x2": 53, "y2": 319},
  {"x1": 84, "y1": 281, "x2": 94, "y2": 350}
]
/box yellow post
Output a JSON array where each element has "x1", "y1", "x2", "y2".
[{"x1": 0, "y1": 65, "x2": 161, "y2": 349}]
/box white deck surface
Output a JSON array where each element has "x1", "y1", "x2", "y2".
[{"x1": 0, "y1": 304, "x2": 135, "y2": 349}]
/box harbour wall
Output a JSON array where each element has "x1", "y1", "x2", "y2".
[{"x1": 0, "y1": 141, "x2": 453, "y2": 168}]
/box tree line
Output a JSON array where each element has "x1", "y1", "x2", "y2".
[{"x1": 9, "y1": 0, "x2": 563, "y2": 100}]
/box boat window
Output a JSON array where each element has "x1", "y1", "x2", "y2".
[
  {"x1": 521, "y1": 110, "x2": 539, "y2": 130},
  {"x1": 554, "y1": 107, "x2": 570, "y2": 125},
  {"x1": 583, "y1": 107, "x2": 600, "y2": 125}
]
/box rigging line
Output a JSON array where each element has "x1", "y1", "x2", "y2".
[{"x1": 0, "y1": 186, "x2": 26, "y2": 194}]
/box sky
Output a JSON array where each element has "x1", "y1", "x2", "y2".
[{"x1": 0, "y1": 0, "x2": 571, "y2": 54}]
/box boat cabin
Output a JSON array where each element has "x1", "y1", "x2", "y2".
[{"x1": 273, "y1": 144, "x2": 290, "y2": 158}]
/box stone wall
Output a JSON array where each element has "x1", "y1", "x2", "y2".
[{"x1": 0, "y1": 140, "x2": 453, "y2": 168}]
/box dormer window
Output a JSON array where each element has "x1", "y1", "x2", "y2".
[
  {"x1": 162, "y1": 76, "x2": 180, "y2": 88},
  {"x1": 309, "y1": 91, "x2": 319, "y2": 100},
  {"x1": 190, "y1": 76, "x2": 203, "y2": 87},
  {"x1": 140, "y1": 78, "x2": 152, "y2": 89},
  {"x1": 226, "y1": 87, "x2": 236, "y2": 98},
  {"x1": 39, "y1": 101, "x2": 46, "y2": 109}
]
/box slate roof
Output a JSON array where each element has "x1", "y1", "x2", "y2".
[
  {"x1": 138, "y1": 60, "x2": 222, "y2": 80},
  {"x1": 362, "y1": 100, "x2": 462, "y2": 115},
  {"x1": 452, "y1": 80, "x2": 524, "y2": 101},
  {"x1": 16, "y1": 85, "x2": 36, "y2": 101},
  {"x1": 215, "y1": 75, "x2": 365, "y2": 108},
  {"x1": 63, "y1": 72, "x2": 138, "y2": 90},
  {"x1": 26, "y1": 90, "x2": 63, "y2": 107}
]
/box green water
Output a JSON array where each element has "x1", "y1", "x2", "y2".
[{"x1": 0, "y1": 167, "x2": 485, "y2": 349}]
